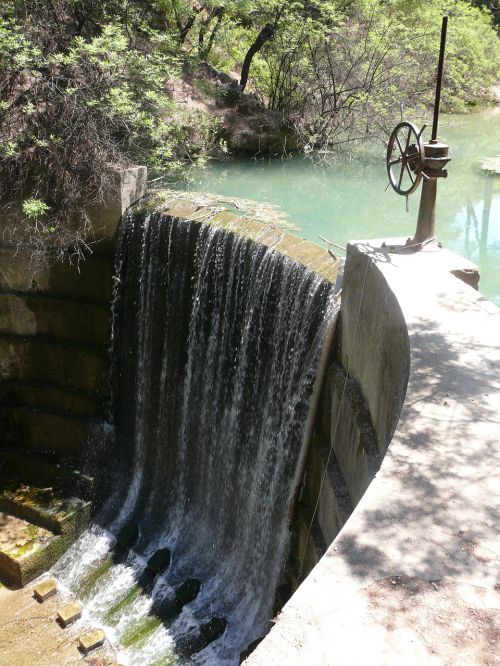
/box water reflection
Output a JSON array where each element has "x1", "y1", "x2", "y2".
[{"x1": 179, "y1": 109, "x2": 500, "y2": 305}]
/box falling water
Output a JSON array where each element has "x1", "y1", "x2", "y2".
[{"x1": 54, "y1": 210, "x2": 337, "y2": 665}]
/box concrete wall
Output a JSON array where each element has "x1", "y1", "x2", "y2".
[
  {"x1": 3, "y1": 184, "x2": 498, "y2": 663},
  {"x1": 247, "y1": 239, "x2": 500, "y2": 665},
  {"x1": 0, "y1": 167, "x2": 146, "y2": 466}
]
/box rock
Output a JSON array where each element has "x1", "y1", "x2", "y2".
[
  {"x1": 175, "y1": 578, "x2": 201, "y2": 606},
  {"x1": 217, "y1": 71, "x2": 234, "y2": 85},
  {"x1": 57, "y1": 601, "x2": 82, "y2": 627},
  {"x1": 115, "y1": 522, "x2": 139, "y2": 549},
  {"x1": 33, "y1": 578, "x2": 57, "y2": 602},
  {"x1": 223, "y1": 109, "x2": 297, "y2": 155},
  {"x1": 219, "y1": 81, "x2": 244, "y2": 105},
  {"x1": 200, "y1": 617, "x2": 227, "y2": 644},
  {"x1": 235, "y1": 95, "x2": 263, "y2": 115},
  {"x1": 78, "y1": 628, "x2": 105, "y2": 654},
  {"x1": 177, "y1": 616, "x2": 227, "y2": 658},
  {"x1": 146, "y1": 547, "x2": 171, "y2": 574},
  {"x1": 198, "y1": 61, "x2": 219, "y2": 80}
]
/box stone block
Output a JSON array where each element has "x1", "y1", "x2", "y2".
[
  {"x1": 0, "y1": 294, "x2": 110, "y2": 347},
  {"x1": 33, "y1": 577, "x2": 57, "y2": 602},
  {"x1": 78, "y1": 628, "x2": 105, "y2": 653},
  {"x1": 147, "y1": 548, "x2": 171, "y2": 574},
  {"x1": 0, "y1": 249, "x2": 114, "y2": 303},
  {"x1": 0, "y1": 512, "x2": 58, "y2": 587},
  {"x1": 0, "y1": 478, "x2": 92, "y2": 536},
  {"x1": 57, "y1": 601, "x2": 82, "y2": 627},
  {"x1": 116, "y1": 522, "x2": 139, "y2": 549},
  {"x1": 0, "y1": 336, "x2": 108, "y2": 394}
]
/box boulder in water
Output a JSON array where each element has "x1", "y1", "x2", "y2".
[
  {"x1": 115, "y1": 522, "x2": 139, "y2": 549},
  {"x1": 175, "y1": 578, "x2": 201, "y2": 606},
  {"x1": 200, "y1": 617, "x2": 227, "y2": 644},
  {"x1": 176, "y1": 616, "x2": 228, "y2": 658},
  {"x1": 154, "y1": 578, "x2": 201, "y2": 623},
  {"x1": 147, "y1": 548, "x2": 171, "y2": 574}
]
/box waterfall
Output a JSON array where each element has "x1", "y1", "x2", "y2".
[{"x1": 54, "y1": 210, "x2": 337, "y2": 665}]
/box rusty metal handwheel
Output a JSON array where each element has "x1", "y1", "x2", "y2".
[{"x1": 386, "y1": 121, "x2": 425, "y2": 196}]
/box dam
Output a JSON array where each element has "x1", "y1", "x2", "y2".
[{"x1": 0, "y1": 174, "x2": 499, "y2": 665}]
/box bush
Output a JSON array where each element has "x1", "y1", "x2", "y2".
[{"x1": 0, "y1": 3, "x2": 219, "y2": 263}]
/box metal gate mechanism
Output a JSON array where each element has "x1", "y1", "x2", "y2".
[{"x1": 386, "y1": 16, "x2": 451, "y2": 248}]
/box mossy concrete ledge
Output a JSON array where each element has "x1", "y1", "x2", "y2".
[
  {"x1": 134, "y1": 190, "x2": 339, "y2": 284},
  {"x1": 245, "y1": 239, "x2": 500, "y2": 665}
]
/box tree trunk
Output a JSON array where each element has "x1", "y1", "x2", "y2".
[
  {"x1": 239, "y1": 24, "x2": 276, "y2": 92},
  {"x1": 199, "y1": 7, "x2": 224, "y2": 58}
]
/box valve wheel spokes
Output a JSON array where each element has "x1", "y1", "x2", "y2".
[{"x1": 386, "y1": 121, "x2": 425, "y2": 196}]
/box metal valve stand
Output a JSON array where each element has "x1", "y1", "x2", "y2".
[
  {"x1": 386, "y1": 16, "x2": 451, "y2": 249},
  {"x1": 412, "y1": 138, "x2": 450, "y2": 244}
]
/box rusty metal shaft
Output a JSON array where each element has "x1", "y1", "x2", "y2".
[
  {"x1": 414, "y1": 178, "x2": 437, "y2": 243},
  {"x1": 432, "y1": 16, "x2": 448, "y2": 142}
]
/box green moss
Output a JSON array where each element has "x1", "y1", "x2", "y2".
[
  {"x1": 121, "y1": 615, "x2": 163, "y2": 648},
  {"x1": 11, "y1": 538, "x2": 37, "y2": 559},
  {"x1": 77, "y1": 557, "x2": 113, "y2": 599},
  {"x1": 133, "y1": 190, "x2": 338, "y2": 284},
  {"x1": 104, "y1": 584, "x2": 140, "y2": 623}
]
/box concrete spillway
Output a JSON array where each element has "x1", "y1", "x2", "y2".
[
  {"x1": 53, "y1": 209, "x2": 336, "y2": 665},
  {"x1": 1, "y1": 184, "x2": 499, "y2": 666}
]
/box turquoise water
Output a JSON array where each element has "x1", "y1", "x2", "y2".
[{"x1": 180, "y1": 109, "x2": 500, "y2": 305}]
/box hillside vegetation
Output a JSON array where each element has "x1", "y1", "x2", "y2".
[{"x1": 1, "y1": 0, "x2": 499, "y2": 259}]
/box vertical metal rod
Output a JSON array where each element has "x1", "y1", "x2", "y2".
[
  {"x1": 414, "y1": 178, "x2": 437, "y2": 243},
  {"x1": 431, "y1": 16, "x2": 448, "y2": 141}
]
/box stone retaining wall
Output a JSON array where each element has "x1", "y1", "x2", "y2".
[{"x1": 0, "y1": 167, "x2": 146, "y2": 466}]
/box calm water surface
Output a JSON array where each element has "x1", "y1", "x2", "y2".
[{"x1": 181, "y1": 109, "x2": 500, "y2": 305}]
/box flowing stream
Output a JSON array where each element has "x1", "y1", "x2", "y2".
[{"x1": 53, "y1": 211, "x2": 336, "y2": 665}]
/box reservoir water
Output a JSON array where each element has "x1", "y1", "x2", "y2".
[{"x1": 180, "y1": 109, "x2": 500, "y2": 305}]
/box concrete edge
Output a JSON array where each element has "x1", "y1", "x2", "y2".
[
  {"x1": 133, "y1": 190, "x2": 340, "y2": 284},
  {"x1": 245, "y1": 238, "x2": 500, "y2": 665}
]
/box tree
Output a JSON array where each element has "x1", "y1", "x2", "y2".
[{"x1": 0, "y1": 1, "x2": 219, "y2": 263}]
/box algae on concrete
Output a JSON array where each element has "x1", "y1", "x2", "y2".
[
  {"x1": 0, "y1": 464, "x2": 92, "y2": 587},
  {"x1": 105, "y1": 584, "x2": 140, "y2": 624},
  {"x1": 121, "y1": 615, "x2": 163, "y2": 648},
  {"x1": 134, "y1": 190, "x2": 339, "y2": 285},
  {"x1": 77, "y1": 556, "x2": 113, "y2": 599}
]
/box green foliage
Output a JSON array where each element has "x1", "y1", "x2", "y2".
[
  {"x1": 0, "y1": 1, "x2": 221, "y2": 262},
  {"x1": 0, "y1": 0, "x2": 498, "y2": 262},
  {"x1": 22, "y1": 199, "x2": 50, "y2": 219},
  {"x1": 236, "y1": 0, "x2": 500, "y2": 153}
]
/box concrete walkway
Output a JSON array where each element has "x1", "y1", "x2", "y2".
[
  {"x1": 246, "y1": 240, "x2": 500, "y2": 665},
  {"x1": 0, "y1": 581, "x2": 118, "y2": 665}
]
